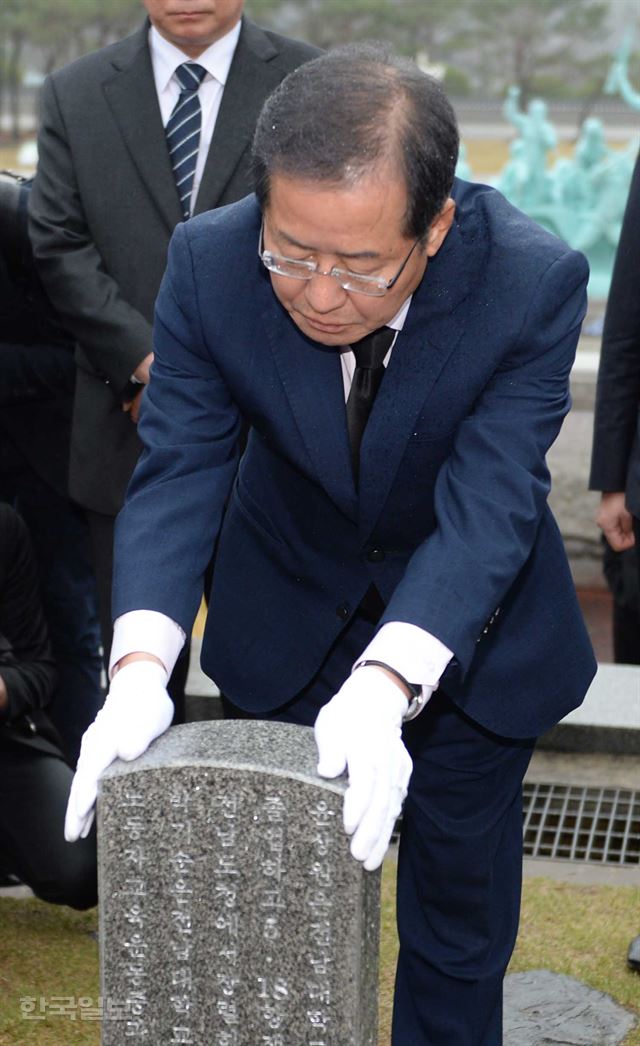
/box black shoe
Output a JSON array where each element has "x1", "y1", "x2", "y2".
[{"x1": 627, "y1": 935, "x2": 640, "y2": 972}]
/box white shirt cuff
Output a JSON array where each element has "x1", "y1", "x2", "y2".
[
  {"x1": 109, "y1": 610, "x2": 186, "y2": 680},
  {"x1": 355, "y1": 621, "x2": 453, "y2": 689}
]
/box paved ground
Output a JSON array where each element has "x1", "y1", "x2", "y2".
[
  {"x1": 524, "y1": 750, "x2": 639, "y2": 886},
  {"x1": 579, "y1": 586, "x2": 615, "y2": 662},
  {"x1": 522, "y1": 582, "x2": 638, "y2": 889}
]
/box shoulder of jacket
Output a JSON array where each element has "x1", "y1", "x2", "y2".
[
  {"x1": 47, "y1": 23, "x2": 147, "y2": 89},
  {"x1": 455, "y1": 178, "x2": 579, "y2": 270},
  {"x1": 240, "y1": 18, "x2": 321, "y2": 66}
]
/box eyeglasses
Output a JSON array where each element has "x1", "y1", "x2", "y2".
[{"x1": 258, "y1": 221, "x2": 421, "y2": 298}]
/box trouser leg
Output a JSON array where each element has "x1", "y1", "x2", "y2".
[
  {"x1": 86, "y1": 508, "x2": 189, "y2": 724},
  {"x1": 0, "y1": 739, "x2": 97, "y2": 910},
  {"x1": 85, "y1": 508, "x2": 116, "y2": 669},
  {"x1": 393, "y1": 691, "x2": 535, "y2": 1046},
  {"x1": 234, "y1": 612, "x2": 534, "y2": 1044}
]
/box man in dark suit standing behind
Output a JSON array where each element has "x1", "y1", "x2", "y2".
[
  {"x1": 590, "y1": 151, "x2": 640, "y2": 554},
  {"x1": 28, "y1": 0, "x2": 318, "y2": 710}
]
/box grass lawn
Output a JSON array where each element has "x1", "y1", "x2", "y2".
[
  {"x1": 0, "y1": 901, "x2": 99, "y2": 1044},
  {"x1": 378, "y1": 863, "x2": 640, "y2": 1045},
  {"x1": 1, "y1": 865, "x2": 637, "y2": 1045}
]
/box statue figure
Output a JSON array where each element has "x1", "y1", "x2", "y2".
[
  {"x1": 571, "y1": 145, "x2": 636, "y2": 253},
  {"x1": 575, "y1": 117, "x2": 609, "y2": 174},
  {"x1": 605, "y1": 31, "x2": 640, "y2": 110},
  {"x1": 496, "y1": 86, "x2": 636, "y2": 297},
  {"x1": 485, "y1": 67, "x2": 640, "y2": 297},
  {"x1": 568, "y1": 143, "x2": 635, "y2": 299},
  {"x1": 496, "y1": 139, "x2": 529, "y2": 208},
  {"x1": 503, "y1": 86, "x2": 557, "y2": 206},
  {"x1": 552, "y1": 118, "x2": 612, "y2": 215}
]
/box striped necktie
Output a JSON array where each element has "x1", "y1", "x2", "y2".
[{"x1": 166, "y1": 62, "x2": 207, "y2": 219}]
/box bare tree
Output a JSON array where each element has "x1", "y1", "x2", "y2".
[{"x1": 452, "y1": 0, "x2": 610, "y2": 103}]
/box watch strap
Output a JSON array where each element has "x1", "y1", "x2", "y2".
[{"x1": 352, "y1": 659, "x2": 425, "y2": 720}]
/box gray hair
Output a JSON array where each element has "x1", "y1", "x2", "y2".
[{"x1": 252, "y1": 42, "x2": 459, "y2": 238}]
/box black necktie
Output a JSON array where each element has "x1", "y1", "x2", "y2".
[
  {"x1": 346, "y1": 326, "x2": 395, "y2": 483},
  {"x1": 165, "y1": 62, "x2": 207, "y2": 219}
]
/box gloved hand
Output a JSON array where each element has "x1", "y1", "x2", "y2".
[
  {"x1": 314, "y1": 666, "x2": 425, "y2": 871},
  {"x1": 64, "y1": 660, "x2": 174, "y2": 842}
]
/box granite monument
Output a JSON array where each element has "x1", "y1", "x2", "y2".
[{"x1": 97, "y1": 720, "x2": 380, "y2": 1046}]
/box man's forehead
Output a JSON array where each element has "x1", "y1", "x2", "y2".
[
  {"x1": 268, "y1": 167, "x2": 406, "y2": 204},
  {"x1": 271, "y1": 225, "x2": 382, "y2": 261},
  {"x1": 265, "y1": 170, "x2": 411, "y2": 253}
]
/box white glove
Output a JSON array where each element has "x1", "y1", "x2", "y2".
[
  {"x1": 64, "y1": 660, "x2": 174, "y2": 842},
  {"x1": 314, "y1": 667, "x2": 424, "y2": 871}
]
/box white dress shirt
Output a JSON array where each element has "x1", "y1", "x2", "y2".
[
  {"x1": 148, "y1": 20, "x2": 241, "y2": 209},
  {"x1": 111, "y1": 298, "x2": 453, "y2": 698}
]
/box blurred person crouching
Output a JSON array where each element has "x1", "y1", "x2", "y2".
[
  {"x1": 0, "y1": 502, "x2": 96, "y2": 908},
  {"x1": 0, "y1": 172, "x2": 103, "y2": 765}
]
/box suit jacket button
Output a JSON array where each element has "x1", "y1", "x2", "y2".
[
  {"x1": 367, "y1": 548, "x2": 385, "y2": 563},
  {"x1": 336, "y1": 603, "x2": 350, "y2": 620}
]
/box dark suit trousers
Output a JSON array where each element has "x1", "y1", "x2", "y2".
[
  {"x1": 0, "y1": 736, "x2": 97, "y2": 909},
  {"x1": 86, "y1": 509, "x2": 189, "y2": 722},
  {"x1": 244, "y1": 609, "x2": 535, "y2": 1045}
]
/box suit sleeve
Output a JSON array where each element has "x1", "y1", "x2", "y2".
[
  {"x1": 112, "y1": 221, "x2": 242, "y2": 633},
  {"x1": 382, "y1": 249, "x2": 588, "y2": 672},
  {"x1": 28, "y1": 75, "x2": 153, "y2": 395},
  {"x1": 0, "y1": 507, "x2": 56, "y2": 724},
  {"x1": 589, "y1": 150, "x2": 640, "y2": 492}
]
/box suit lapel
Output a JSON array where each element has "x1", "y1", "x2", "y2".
[
  {"x1": 195, "y1": 19, "x2": 284, "y2": 213},
  {"x1": 358, "y1": 219, "x2": 483, "y2": 535},
  {"x1": 264, "y1": 301, "x2": 357, "y2": 520},
  {"x1": 101, "y1": 18, "x2": 295, "y2": 225},
  {"x1": 102, "y1": 23, "x2": 183, "y2": 231}
]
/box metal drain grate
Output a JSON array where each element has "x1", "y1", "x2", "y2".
[{"x1": 523, "y1": 783, "x2": 640, "y2": 865}]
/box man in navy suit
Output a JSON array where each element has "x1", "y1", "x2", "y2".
[{"x1": 66, "y1": 46, "x2": 596, "y2": 1043}]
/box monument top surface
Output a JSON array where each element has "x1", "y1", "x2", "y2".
[{"x1": 101, "y1": 719, "x2": 346, "y2": 793}]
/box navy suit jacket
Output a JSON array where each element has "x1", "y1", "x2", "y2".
[{"x1": 114, "y1": 180, "x2": 596, "y2": 738}]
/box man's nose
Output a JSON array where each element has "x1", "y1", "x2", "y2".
[{"x1": 304, "y1": 271, "x2": 348, "y2": 312}]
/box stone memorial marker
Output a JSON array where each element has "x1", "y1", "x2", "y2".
[{"x1": 98, "y1": 720, "x2": 380, "y2": 1045}]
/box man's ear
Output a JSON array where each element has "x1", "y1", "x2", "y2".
[{"x1": 425, "y1": 198, "x2": 455, "y2": 257}]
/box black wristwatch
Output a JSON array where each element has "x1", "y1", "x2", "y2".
[{"x1": 352, "y1": 659, "x2": 426, "y2": 721}]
